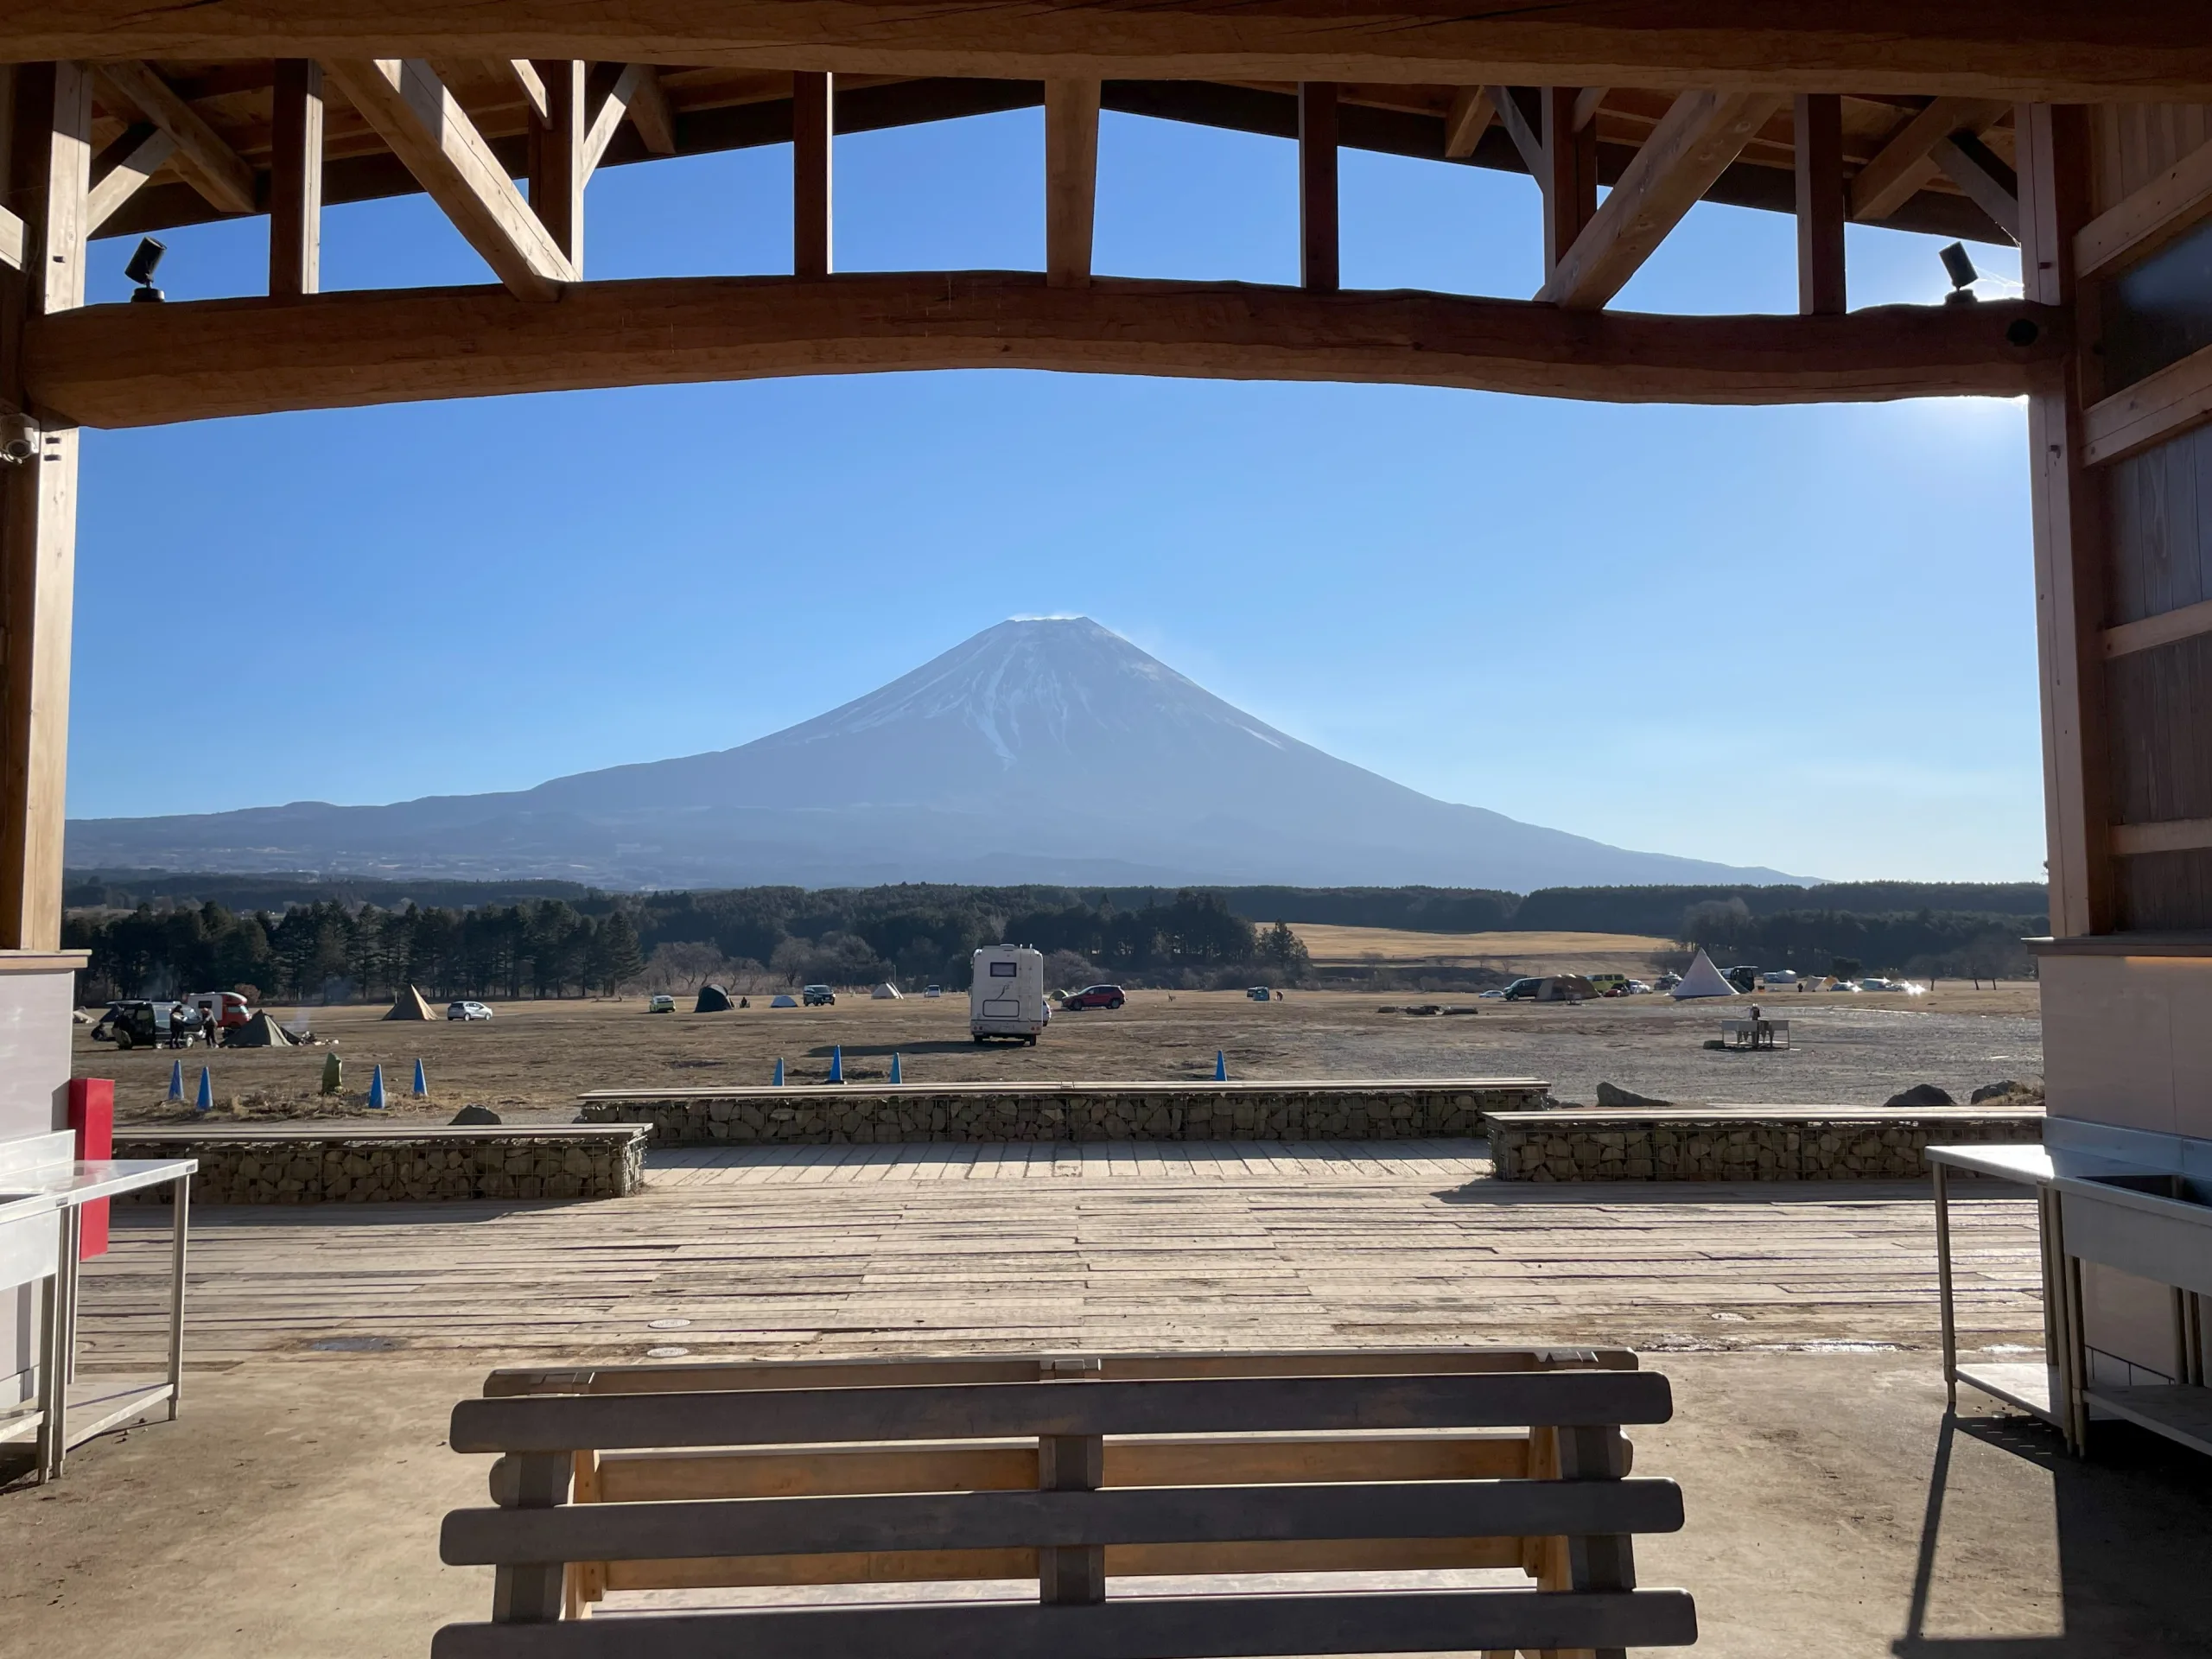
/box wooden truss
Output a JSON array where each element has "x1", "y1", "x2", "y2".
[{"x1": 3, "y1": 9, "x2": 2212, "y2": 950}]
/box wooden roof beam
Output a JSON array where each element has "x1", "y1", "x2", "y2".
[
  {"x1": 1045, "y1": 79, "x2": 1100, "y2": 288},
  {"x1": 583, "y1": 62, "x2": 677, "y2": 176},
  {"x1": 1441, "y1": 87, "x2": 1493, "y2": 159},
  {"x1": 1930, "y1": 130, "x2": 2020, "y2": 243},
  {"x1": 322, "y1": 59, "x2": 575, "y2": 300},
  {"x1": 1541, "y1": 90, "x2": 1787, "y2": 308},
  {"x1": 22, "y1": 273, "x2": 2071, "y2": 430},
  {"x1": 86, "y1": 124, "x2": 177, "y2": 233},
  {"x1": 92, "y1": 60, "x2": 256, "y2": 215},
  {"x1": 1485, "y1": 86, "x2": 1545, "y2": 175},
  {"x1": 7, "y1": 4, "x2": 2212, "y2": 101},
  {"x1": 493, "y1": 58, "x2": 550, "y2": 120},
  {"x1": 1849, "y1": 97, "x2": 2010, "y2": 223}
]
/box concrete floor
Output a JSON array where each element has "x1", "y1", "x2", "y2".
[{"x1": 3, "y1": 1351, "x2": 2206, "y2": 1658}]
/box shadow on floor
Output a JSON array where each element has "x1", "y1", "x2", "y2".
[{"x1": 1894, "y1": 1413, "x2": 2212, "y2": 1656}]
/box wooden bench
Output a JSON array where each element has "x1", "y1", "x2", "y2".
[{"x1": 432, "y1": 1348, "x2": 1696, "y2": 1658}]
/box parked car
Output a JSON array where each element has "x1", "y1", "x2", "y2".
[
  {"x1": 90, "y1": 1000, "x2": 204, "y2": 1050},
  {"x1": 1501, "y1": 977, "x2": 1546, "y2": 1001},
  {"x1": 1246, "y1": 986, "x2": 1273, "y2": 1001},
  {"x1": 924, "y1": 984, "x2": 943, "y2": 997},
  {"x1": 1478, "y1": 988, "x2": 1508, "y2": 999},
  {"x1": 1722, "y1": 964, "x2": 1761, "y2": 995},
  {"x1": 1652, "y1": 973, "x2": 1682, "y2": 992},
  {"x1": 1063, "y1": 984, "x2": 1127, "y2": 1011},
  {"x1": 1587, "y1": 974, "x2": 1630, "y2": 995},
  {"x1": 448, "y1": 1000, "x2": 493, "y2": 1020},
  {"x1": 187, "y1": 990, "x2": 252, "y2": 1029},
  {"x1": 646, "y1": 995, "x2": 676, "y2": 1014},
  {"x1": 802, "y1": 985, "x2": 836, "y2": 1007}
]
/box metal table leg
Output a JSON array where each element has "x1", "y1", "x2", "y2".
[
  {"x1": 32, "y1": 1211, "x2": 62, "y2": 1485},
  {"x1": 48, "y1": 1205, "x2": 79, "y2": 1480},
  {"x1": 168, "y1": 1172, "x2": 189, "y2": 1420},
  {"x1": 1933, "y1": 1162, "x2": 1957, "y2": 1412}
]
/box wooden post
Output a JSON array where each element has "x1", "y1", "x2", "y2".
[
  {"x1": 1037, "y1": 1432, "x2": 1105, "y2": 1605},
  {"x1": 793, "y1": 71, "x2": 832, "y2": 279},
  {"x1": 1541, "y1": 87, "x2": 1599, "y2": 279},
  {"x1": 1793, "y1": 93, "x2": 1846, "y2": 315},
  {"x1": 528, "y1": 60, "x2": 585, "y2": 273},
  {"x1": 1045, "y1": 79, "x2": 1099, "y2": 289},
  {"x1": 268, "y1": 59, "x2": 323, "y2": 298},
  {"x1": 2018, "y1": 104, "x2": 2115, "y2": 937},
  {"x1": 1298, "y1": 81, "x2": 1338, "y2": 293},
  {"x1": 0, "y1": 62, "x2": 87, "y2": 954}
]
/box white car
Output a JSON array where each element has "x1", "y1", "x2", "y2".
[{"x1": 447, "y1": 1000, "x2": 494, "y2": 1021}]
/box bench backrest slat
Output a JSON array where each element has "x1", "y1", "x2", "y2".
[
  {"x1": 444, "y1": 1476, "x2": 1686, "y2": 1566},
  {"x1": 450, "y1": 1371, "x2": 1671, "y2": 1453}
]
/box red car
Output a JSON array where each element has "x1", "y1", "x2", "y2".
[{"x1": 1062, "y1": 984, "x2": 1126, "y2": 1011}]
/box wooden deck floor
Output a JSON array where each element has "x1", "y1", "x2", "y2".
[{"x1": 77, "y1": 1141, "x2": 2044, "y2": 1370}]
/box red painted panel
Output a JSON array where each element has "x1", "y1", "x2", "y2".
[{"x1": 67, "y1": 1077, "x2": 112, "y2": 1258}]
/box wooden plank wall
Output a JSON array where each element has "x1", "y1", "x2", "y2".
[
  {"x1": 2092, "y1": 114, "x2": 2212, "y2": 928},
  {"x1": 2093, "y1": 105, "x2": 2212, "y2": 213}
]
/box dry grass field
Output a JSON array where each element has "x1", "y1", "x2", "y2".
[
  {"x1": 83, "y1": 980, "x2": 2044, "y2": 1127},
  {"x1": 1289, "y1": 925, "x2": 1674, "y2": 973}
]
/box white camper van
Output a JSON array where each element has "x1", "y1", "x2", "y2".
[{"x1": 969, "y1": 945, "x2": 1049, "y2": 1045}]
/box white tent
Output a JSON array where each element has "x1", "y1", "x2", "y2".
[
  {"x1": 1669, "y1": 948, "x2": 1738, "y2": 999},
  {"x1": 870, "y1": 982, "x2": 903, "y2": 1000}
]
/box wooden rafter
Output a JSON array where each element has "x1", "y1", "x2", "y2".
[
  {"x1": 583, "y1": 62, "x2": 677, "y2": 173},
  {"x1": 1485, "y1": 86, "x2": 1545, "y2": 178},
  {"x1": 9, "y1": 4, "x2": 2212, "y2": 102},
  {"x1": 1930, "y1": 131, "x2": 2020, "y2": 243},
  {"x1": 1849, "y1": 97, "x2": 2009, "y2": 223},
  {"x1": 93, "y1": 60, "x2": 256, "y2": 214},
  {"x1": 493, "y1": 58, "x2": 550, "y2": 120},
  {"x1": 1540, "y1": 87, "x2": 1596, "y2": 277},
  {"x1": 1441, "y1": 87, "x2": 1493, "y2": 159},
  {"x1": 1571, "y1": 87, "x2": 1608, "y2": 131},
  {"x1": 322, "y1": 59, "x2": 576, "y2": 300},
  {"x1": 1045, "y1": 79, "x2": 1100, "y2": 289},
  {"x1": 2076, "y1": 137, "x2": 2212, "y2": 281},
  {"x1": 529, "y1": 59, "x2": 586, "y2": 270},
  {"x1": 22, "y1": 275, "x2": 2070, "y2": 430},
  {"x1": 86, "y1": 124, "x2": 177, "y2": 233},
  {"x1": 1541, "y1": 91, "x2": 1787, "y2": 308}
]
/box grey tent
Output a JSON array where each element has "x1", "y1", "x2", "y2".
[
  {"x1": 384, "y1": 984, "x2": 437, "y2": 1020},
  {"x1": 223, "y1": 1009, "x2": 296, "y2": 1047},
  {"x1": 695, "y1": 983, "x2": 734, "y2": 1013}
]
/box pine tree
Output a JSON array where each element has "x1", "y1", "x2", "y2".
[{"x1": 595, "y1": 910, "x2": 645, "y2": 995}]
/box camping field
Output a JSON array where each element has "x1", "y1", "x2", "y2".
[{"x1": 83, "y1": 980, "x2": 2044, "y2": 1128}]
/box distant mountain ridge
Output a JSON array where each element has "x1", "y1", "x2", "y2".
[{"x1": 67, "y1": 617, "x2": 1810, "y2": 890}]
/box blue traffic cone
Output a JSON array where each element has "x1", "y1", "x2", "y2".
[
  {"x1": 194, "y1": 1066, "x2": 213, "y2": 1113},
  {"x1": 889, "y1": 1052, "x2": 902, "y2": 1084},
  {"x1": 168, "y1": 1058, "x2": 185, "y2": 1101},
  {"x1": 828, "y1": 1046, "x2": 844, "y2": 1084},
  {"x1": 412, "y1": 1057, "x2": 428, "y2": 1096},
  {"x1": 1214, "y1": 1050, "x2": 1227, "y2": 1082},
  {"x1": 367, "y1": 1064, "x2": 386, "y2": 1109},
  {"x1": 772, "y1": 1057, "x2": 785, "y2": 1087}
]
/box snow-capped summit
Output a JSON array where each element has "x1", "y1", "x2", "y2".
[{"x1": 67, "y1": 619, "x2": 1803, "y2": 889}]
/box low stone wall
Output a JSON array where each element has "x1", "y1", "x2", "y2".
[
  {"x1": 1487, "y1": 1109, "x2": 2044, "y2": 1182},
  {"x1": 111, "y1": 1125, "x2": 651, "y2": 1203},
  {"x1": 578, "y1": 1079, "x2": 1549, "y2": 1144}
]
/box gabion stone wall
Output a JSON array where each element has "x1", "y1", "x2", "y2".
[
  {"x1": 112, "y1": 1128, "x2": 651, "y2": 1203},
  {"x1": 579, "y1": 1080, "x2": 1549, "y2": 1144},
  {"x1": 1487, "y1": 1109, "x2": 2044, "y2": 1182}
]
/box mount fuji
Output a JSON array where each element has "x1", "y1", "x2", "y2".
[{"x1": 67, "y1": 618, "x2": 1802, "y2": 890}]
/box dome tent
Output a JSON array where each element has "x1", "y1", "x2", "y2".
[
  {"x1": 223, "y1": 1009, "x2": 296, "y2": 1046},
  {"x1": 695, "y1": 983, "x2": 734, "y2": 1013},
  {"x1": 1669, "y1": 949, "x2": 1739, "y2": 1000}
]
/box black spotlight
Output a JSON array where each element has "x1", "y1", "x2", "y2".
[
  {"x1": 1939, "y1": 241, "x2": 1979, "y2": 305},
  {"x1": 124, "y1": 236, "x2": 166, "y2": 302}
]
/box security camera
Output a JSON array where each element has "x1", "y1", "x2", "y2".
[
  {"x1": 0, "y1": 436, "x2": 34, "y2": 465},
  {"x1": 125, "y1": 236, "x2": 166, "y2": 302},
  {"x1": 1939, "y1": 242, "x2": 1980, "y2": 305}
]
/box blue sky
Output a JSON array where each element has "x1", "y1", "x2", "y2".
[{"x1": 75, "y1": 105, "x2": 2036, "y2": 884}]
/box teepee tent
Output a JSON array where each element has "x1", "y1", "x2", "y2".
[
  {"x1": 384, "y1": 984, "x2": 437, "y2": 1020},
  {"x1": 870, "y1": 982, "x2": 902, "y2": 1000},
  {"x1": 695, "y1": 983, "x2": 734, "y2": 1013},
  {"x1": 1669, "y1": 949, "x2": 1738, "y2": 1000},
  {"x1": 224, "y1": 1009, "x2": 296, "y2": 1047}
]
